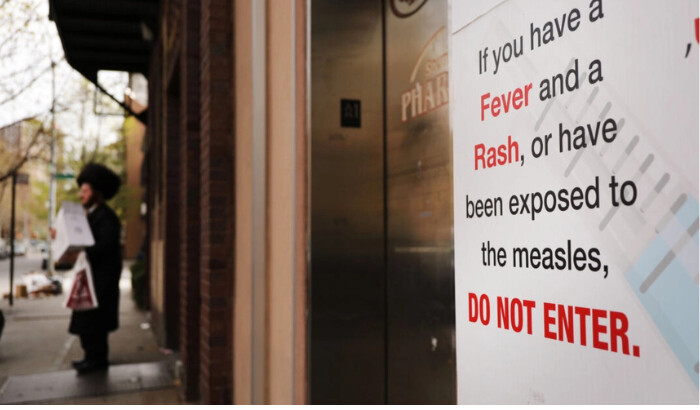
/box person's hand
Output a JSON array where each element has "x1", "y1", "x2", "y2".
[{"x1": 50, "y1": 228, "x2": 56, "y2": 240}]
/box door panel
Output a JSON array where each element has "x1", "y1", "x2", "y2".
[
  {"x1": 310, "y1": 0, "x2": 385, "y2": 404},
  {"x1": 310, "y1": 0, "x2": 454, "y2": 404},
  {"x1": 384, "y1": 0, "x2": 455, "y2": 404}
]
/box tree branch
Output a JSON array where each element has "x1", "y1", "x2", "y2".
[
  {"x1": 0, "y1": 117, "x2": 49, "y2": 183},
  {"x1": 0, "y1": 57, "x2": 64, "y2": 107},
  {"x1": 0, "y1": 9, "x2": 41, "y2": 54}
]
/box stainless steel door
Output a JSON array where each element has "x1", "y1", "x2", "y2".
[
  {"x1": 310, "y1": 0, "x2": 454, "y2": 404},
  {"x1": 384, "y1": 0, "x2": 455, "y2": 404},
  {"x1": 310, "y1": 0, "x2": 385, "y2": 404}
]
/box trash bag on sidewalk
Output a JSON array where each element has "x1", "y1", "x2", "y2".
[
  {"x1": 63, "y1": 251, "x2": 99, "y2": 311},
  {"x1": 22, "y1": 272, "x2": 62, "y2": 297},
  {"x1": 23, "y1": 273, "x2": 53, "y2": 293}
]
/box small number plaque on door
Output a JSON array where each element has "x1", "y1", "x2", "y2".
[{"x1": 340, "y1": 99, "x2": 361, "y2": 128}]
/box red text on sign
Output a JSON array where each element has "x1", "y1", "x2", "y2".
[
  {"x1": 474, "y1": 135, "x2": 520, "y2": 170},
  {"x1": 480, "y1": 82, "x2": 533, "y2": 121},
  {"x1": 468, "y1": 292, "x2": 491, "y2": 325},
  {"x1": 497, "y1": 296, "x2": 536, "y2": 334},
  {"x1": 543, "y1": 303, "x2": 640, "y2": 357}
]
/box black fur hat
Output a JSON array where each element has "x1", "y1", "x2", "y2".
[{"x1": 76, "y1": 162, "x2": 121, "y2": 200}]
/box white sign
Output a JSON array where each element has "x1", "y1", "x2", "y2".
[
  {"x1": 451, "y1": 0, "x2": 698, "y2": 404},
  {"x1": 52, "y1": 201, "x2": 95, "y2": 265}
]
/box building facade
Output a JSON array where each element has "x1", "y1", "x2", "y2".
[
  {"x1": 51, "y1": 0, "x2": 455, "y2": 404},
  {"x1": 0, "y1": 120, "x2": 50, "y2": 240},
  {"x1": 49, "y1": 0, "x2": 700, "y2": 404}
]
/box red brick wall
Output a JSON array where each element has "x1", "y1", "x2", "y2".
[
  {"x1": 149, "y1": 0, "x2": 184, "y2": 356},
  {"x1": 164, "y1": 70, "x2": 182, "y2": 351},
  {"x1": 179, "y1": 0, "x2": 202, "y2": 401},
  {"x1": 199, "y1": 0, "x2": 234, "y2": 404}
]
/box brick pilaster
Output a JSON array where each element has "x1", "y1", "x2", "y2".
[
  {"x1": 179, "y1": 0, "x2": 202, "y2": 401},
  {"x1": 164, "y1": 71, "x2": 181, "y2": 350},
  {"x1": 199, "y1": 0, "x2": 234, "y2": 404}
]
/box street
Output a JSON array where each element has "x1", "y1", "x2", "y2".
[{"x1": 0, "y1": 254, "x2": 45, "y2": 298}]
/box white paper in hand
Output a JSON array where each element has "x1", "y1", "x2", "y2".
[{"x1": 52, "y1": 201, "x2": 95, "y2": 266}]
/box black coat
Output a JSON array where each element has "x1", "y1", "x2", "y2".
[{"x1": 68, "y1": 204, "x2": 122, "y2": 335}]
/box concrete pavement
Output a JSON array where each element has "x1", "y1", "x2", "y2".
[{"x1": 0, "y1": 262, "x2": 183, "y2": 404}]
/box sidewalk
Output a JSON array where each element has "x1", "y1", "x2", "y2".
[{"x1": 0, "y1": 262, "x2": 182, "y2": 404}]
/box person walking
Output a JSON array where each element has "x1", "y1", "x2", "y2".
[{"x1": 57, "y1": 162, "x2": 122, "y2": 374}]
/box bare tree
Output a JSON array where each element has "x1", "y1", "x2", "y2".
[
  {"x1": 0, "y1": 0, "x2": 128, "y2": 236},
  {"x1": 0, "y1": 114, "x2": 51, "y2": 236},
  {"x1": 0, "y1": 116, "x2": 51, "y2": 183},
  {"x1": 0, "y1": 0, "x2": 66, "y2": 193},
  {"x1": 0, "y1": 0, "x2": 59, "y2": 111}
]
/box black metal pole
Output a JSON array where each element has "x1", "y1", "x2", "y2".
[{"x1": 9, "y1": 172, "x2": 16, "y2": 306}]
